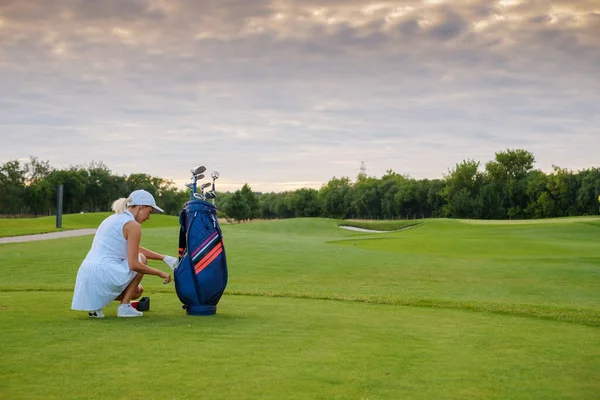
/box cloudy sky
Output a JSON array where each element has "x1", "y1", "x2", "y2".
[{"x1": 1, "y1": 0, "x2": 599, "y2": 192}]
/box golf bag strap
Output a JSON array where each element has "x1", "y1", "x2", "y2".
[{"x1": 178, "y1": 209, "x2": 187, "y2": 260}]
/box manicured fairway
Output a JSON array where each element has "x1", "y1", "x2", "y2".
[
  {"x1": 0, "y1": 213, "x2": 178, "y2": 238},
  {"x1": 1, "y1": 216, "x2": 599, "y2": 399},
  {"x1": 2, "y1": 292, "x2": 599, "y2": 400}
]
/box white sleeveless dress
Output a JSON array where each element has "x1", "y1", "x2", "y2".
[{"x1": 71, "y1": 210, "x2": 138, "y2": 311}]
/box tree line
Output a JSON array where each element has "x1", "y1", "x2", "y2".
[
  {"x1": 0, "y1": 158, "x2": 187, "y2": 216},
  {"x1": 1, "y1": 150, "x2": 599, "y2": 221}
]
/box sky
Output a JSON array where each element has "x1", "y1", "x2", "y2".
[{"x1": 1, "y1": 0, "x2": 599, "y2": 192}]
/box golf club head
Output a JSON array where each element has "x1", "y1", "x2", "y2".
[
  {"x1": 194, "y1": 173, "x2": 205, "y2": 180},
  {"x1": 200, "y1": 182, "x2": 210, "y2": 194},
  {"x1": 192, "y1": 193, "x2": 205, "y2": 201},
  {"x1": 205, "y1": 191, "x2": 216, "y2": 199},
  {"x1": 211, "y1": 171, "x2": 219, "y2": 193},
  {"x1": 185, "y1": 183, "x2": 194, "y2": 190},
  {"x1": 191, "y1": 166, "x2": 206, "y2": 175}
]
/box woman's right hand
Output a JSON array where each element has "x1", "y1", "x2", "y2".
[{"x1": 160, "y1": 271, "x2": 172, "y2": 284}]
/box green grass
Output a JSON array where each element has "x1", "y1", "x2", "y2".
[
  {"x1": 1, "y1": 215, "x2": 600, "y2": 399},
  {"x1": 0, "y1": 212, "x2": 180, "y2": 237},
  {"x1": 3, "y1": 292, "x2": 599, "y2": 400},
  {"x1": 457, "y1": 216, "x2": 600, "y2": 225}
]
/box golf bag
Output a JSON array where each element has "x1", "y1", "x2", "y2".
[{"x1": 175, "y1": 199, "x2": 228, "y2": 315}]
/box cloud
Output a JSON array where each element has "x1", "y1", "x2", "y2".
[{"x1": 0, "y1": 0, "x2": 599, "y2": 192}]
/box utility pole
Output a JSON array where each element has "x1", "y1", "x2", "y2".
[{"x1": 56, "y1": 185, "x2": 63, "y2": 228}]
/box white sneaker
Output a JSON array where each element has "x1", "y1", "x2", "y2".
[
  {"x1": 117, "y1": 304, "x2": 143, "y2": 318},
  {"x1": 88, "y1": 309, "x2": 105, "y2": 318}
]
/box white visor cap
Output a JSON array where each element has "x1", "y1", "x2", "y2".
[{"x1": 127, "y1": 189, "x2": 164, "y2": 213}]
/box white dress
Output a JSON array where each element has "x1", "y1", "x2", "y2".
[{"x1": 71, "y1": 210, "x2": 138, "y2": 311}]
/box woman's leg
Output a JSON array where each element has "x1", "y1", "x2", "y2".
[
  {"x1": 116, "y1": 253, "x2": 146, "y2": 304},
  {"x1": 131, "y1": 283, "x2": 144, "y2": 300}
]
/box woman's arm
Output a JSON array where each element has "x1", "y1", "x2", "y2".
[
  {"x1": 123, "y1": 221, "x2": 170, "y2": 281},
  {"x1": 138, "y1": 246, "x2": 167, "y2": 261}
]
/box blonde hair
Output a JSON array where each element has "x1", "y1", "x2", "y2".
[{"x1": 111, "y1": 196, "x2": 132, "y2": 214}]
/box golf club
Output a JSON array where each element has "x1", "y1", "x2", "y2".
[
  {"x1": 193, "y1": 192, "x2": 205, "y2": 201},
  {"x1": 191, "y1": 166, "x2": 206, "y2": 175},
  {"x1": 189, "y1": 166, "x2": 206, "y2": 200},
  {"x1": 211, "y1": 171, "x2": 219, "y2": 205},
  {"x1": 200, "y1": 182, "x2": 211, "y2": 196}
]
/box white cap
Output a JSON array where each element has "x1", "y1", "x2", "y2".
[{"x1": 127, "y1": 189, "x2": 164, "y2": 213}]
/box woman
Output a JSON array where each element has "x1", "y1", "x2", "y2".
[{"x1": 71, "y1": 189, "x2": 179, "y2": 318}]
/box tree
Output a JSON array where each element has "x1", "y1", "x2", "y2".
[
  {"x1": 210, "y1": 190, "x2": 233, "y2": 218},
  {"x1": 224, "y1": 190, "x2": 250, "y2": 223},
  {"x1": 240, "y1": 184, "x2": 260, "y2": 220},
  {"x1": 291, "y1": 188, "x2": 322, "y2": 217},
  {"x1": 23, "y1": 157, "x2": 53, "y2": 215},
  {"x1": 379, "y1": 170, "x2": 408, "y2": 219},
  {"x1": 2, "y1": 151, "x2": 598, "y2": 221},
  {"x1": 394, "y1": 180, "x2": 426, "y2": 219},
  {"x1": 546, "y1": 166, "x2": 578, "y2": 217},
  {"x1": 0, "y1": 159, "x2": 27, "y2": 214},
  {"x1": 84, "y1": 161, "x2": 113, "y2": 212},
  {"x1": 535, "y1": 191, "x2": 558, "y2": 218},
  {"x1": 157, "y1": 186, "x2": 188, "y2": 216},
  {"x1": 505, "y1": 178, "x2": 528, "y2": 219},
  {"x1": 446, "y1": 188, "x2": 479, "y2": 219},
  {"x1": 25, "y1": 178, "x2": 54, "y2": 216},
  {"x1": 443, "y1": 159, "x2": 483, "y2": 218},
  {"x1": 426, "y1": 179, "x2": 446, "y2": 218},
  {"x1": 352, "y1": 177, "x2": 380, "y2": 219},
  {"x1": 24, "y1": 156, "x2": 52, "y2": 183},
  {"x1": 524, "y1": 170, "x2": 549, "y2": 218},
  {"x1": 274, "y1": 192, "x2": 295, "y2": 219},
  {"x1": 319, "y1": 177, "x2": 353, "y2": 219},
  {"x1": 485, "y1": 149, "x2": 536, "y2": 218},
  {"x1": 486, "y1": 149, "x2": 535, "y2": 182},
  {"x1": 257, "y1": 192, "x2": 280, "y2": 219},
  {"x1": 45, "y1": 168, "x2": 87, "y2": 214},
  {"x1": 576, "y1": 168, "x2": 600, "y2": 215},
  {"x1": 126, "y1": 173, "x2": 156, "y2": 195},
  {"x1": 477, "y1": 183, "x2": 505, "y2": 219}
]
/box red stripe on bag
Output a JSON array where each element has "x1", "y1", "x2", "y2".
[{"x1": 194, "y1": 243, "x2": 223, "y2": 274}]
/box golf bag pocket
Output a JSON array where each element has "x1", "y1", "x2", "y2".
[{"x1": 175, "y1": 200, "x2": 228, "y2": 315}]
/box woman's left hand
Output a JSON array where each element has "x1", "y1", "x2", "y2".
[{"x1": 160, "y1": 271, "x2": 172, "y2": 284}]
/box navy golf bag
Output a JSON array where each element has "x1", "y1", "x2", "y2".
[{"x1": 175, "y1": 199, "x2": 228, "y2": 315}]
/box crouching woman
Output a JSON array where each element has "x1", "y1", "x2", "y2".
[{"x1": 71, "y1": 189, "x2": 178, "y2": 318}]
